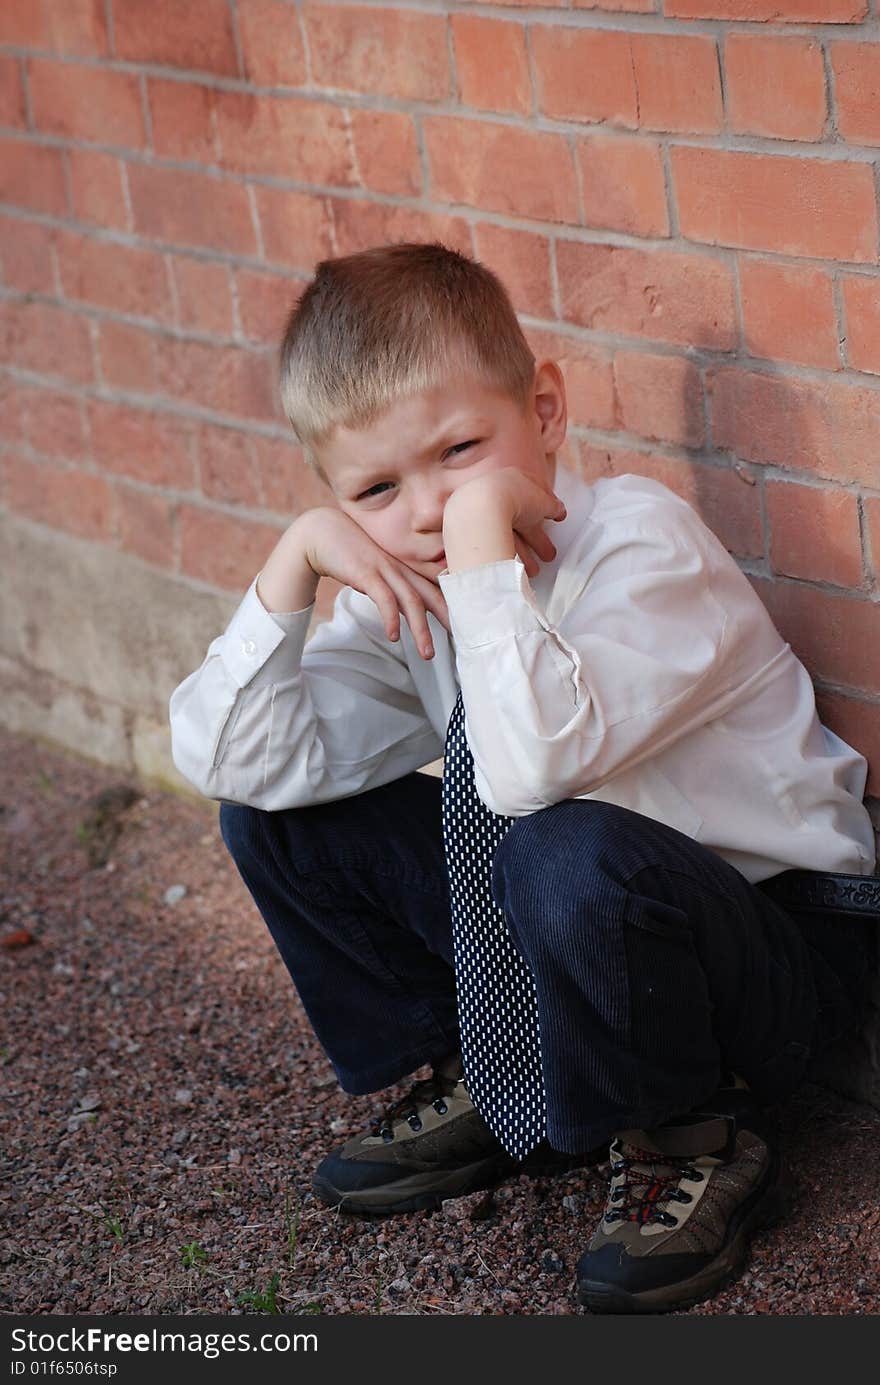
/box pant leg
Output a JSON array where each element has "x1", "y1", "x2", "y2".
[
  {"x1": 219, "y1": 772, "x2": 459, "y2": 1095},
  {"x1": 490, "y1": 799, "x2": 827, "y2": 1154}
]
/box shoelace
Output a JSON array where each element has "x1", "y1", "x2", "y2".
[
  {"x1": 370, "y1": 1074, "x2": 454, "y2": 1144},
  {"x1": 603, "y1": 1143, "x2": 706, "y2": 1228}
]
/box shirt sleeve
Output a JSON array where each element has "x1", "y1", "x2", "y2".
[
  {"x1": 169, "y1": 577, "x2": 443, "y2": 808},
  {"x1": 438, "y1": 522, "x2": 730, "y2": 816}
]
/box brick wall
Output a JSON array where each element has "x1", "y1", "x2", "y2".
[{"x1": 1, "y1": 1, "x2": 878, "y2": 796}]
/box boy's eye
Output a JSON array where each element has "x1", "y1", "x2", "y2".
[
  {"x1": 444, "y1": 440, "x2": 478, "y2": 459},
  {"x1": 358, "y1": 481, "x2": 393, "y2": 500}
]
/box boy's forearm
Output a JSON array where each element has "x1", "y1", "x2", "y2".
[{"x1": 256, "y1": 518, "x2": 320, "y2": 613}]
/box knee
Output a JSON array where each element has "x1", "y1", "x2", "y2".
[{"x1": 490, "y1": 800, "x2": 634, "y2": 938}]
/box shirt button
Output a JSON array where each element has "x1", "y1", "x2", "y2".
[{"x1": 242, "y1": 638, "x2": 257, "y2": 656}]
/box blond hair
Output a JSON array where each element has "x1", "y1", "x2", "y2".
[{"x1": 279, "y1": 243, "x2": 536, "y2": 462}]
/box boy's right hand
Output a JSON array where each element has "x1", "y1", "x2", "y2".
[{"x1": 259, "y1": 508, "x2": 450, "y2": 661}]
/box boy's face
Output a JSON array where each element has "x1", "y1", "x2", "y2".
[{"x1": 315, "y1": 361, "x2": 567, "y2": 583}]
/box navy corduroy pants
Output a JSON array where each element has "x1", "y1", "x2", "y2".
[{"x1": 219, "y1": 772, "x2": 870, "y2": 1153}]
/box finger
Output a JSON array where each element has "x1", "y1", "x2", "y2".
[
  {"x1": 381, "y1": 568, "x2": 437, "y2": 658},
  {"x1": 513, "y1": 535, "x2": 540, "y2": 579},
  {"x1": 393, "y1": 562, "x2": 452, "y2": 634},
  {"x1": 519, "y1": 523, "x2": 557, "y2": 563},
  {"x1": 355, "y1": 570, "x2": 404, "y2": 642}
]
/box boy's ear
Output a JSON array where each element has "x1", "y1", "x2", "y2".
[{"x1": 532, "y1": 359, "x2": 567, "y2": 454}]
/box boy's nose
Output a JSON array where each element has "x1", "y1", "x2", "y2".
[{"x1": 411, "y1": 486, "x2": 448, "y2": 532}]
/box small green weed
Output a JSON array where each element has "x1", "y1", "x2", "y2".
[
  {"x1": 180, "y1": 1241, "x2": 208, "y2": 1269},
  {"x1": 237, "y1": 1272, "x2": 281, "y2": 1315}
]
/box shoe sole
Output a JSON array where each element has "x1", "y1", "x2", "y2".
[
  {"x1": 312, "y1": 1150, "x2": 519, "y2": 1216},
  {"x1": 576, "y1": 1154, "x2": 789, "y2": 1315}
]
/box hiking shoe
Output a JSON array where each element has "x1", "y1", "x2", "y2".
[
  {"x1": 312, "y1": 1066, "x2": 592, "y2": 1215},
  {"x1": 576, "y1": 1102, "x2": 785, "y2": 1314},
  {"x1": 312, "y1": 1069, "x2": 518, "y2": 1214}
]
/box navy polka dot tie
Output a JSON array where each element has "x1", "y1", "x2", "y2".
[{"x1": 441, "y1": 689, "x2": 547, "y2": 1159}]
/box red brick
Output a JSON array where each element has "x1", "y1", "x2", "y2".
[
  {"x1": 740, "y1": 260, "x2": 838, "y2": 371},
  {"x1": 147, "y1": 80, "x2": 217, "y2": 164},
  {"x1": 155, "y1": 338, "x2": 279, "y2": 423},
  {"x1": 0, "y1": 1, "x2": 109, "y2": 54},
  {"x1": 0, "y1": 58, "x2": 26, "y2": 127},
  {"x1": 171, "y1": 257, "x2": 233, "y2": 337},
  {"x1": 614, "y1": 351, "x2": 704, "y2": 448},
  {"x1": 473, "y1": 225, "x2": 553, "y2": 320},
  {"x1": 196, "y1": 423, "x2": 261, "y2": 506},
  {"x1": 113, "y1": 0, "x2": 239, "y2": 75},
  {"x1": 115, "y1": 484, "x2": 176, "y2": 569},
  {"x1": 725, "y1": 35, "x2": 826, "y2": 142},
  {"x1": 531, "y1": 27, "x2": 637, "y2": 127},
  {"x1": 451, "y1": 0, "x2": 574, "y2": 5},
  {"x1": 96, "y1": 319, "x2": 157, "y2": 393},
  {"x1": 754, "y1": 578, "x2": 879, "y2": 694},
  {"x1": 0, "y1": 375, "x2": 26, "y2": 443},
  {"x1": 236, "y1": 269, "x2": 304, "y2": 346},
  {"x1": 304, "y1": 3, "x2": 450, "y2": 102},
  {"x1": 251, "y1": 434, "x2": 333, "y2": 515},
  {"x1": 179, "y1": 504, "x2": 283, "y2": 590},
  {"x1": 128, "y1": 165, "x2": 257, "y2": 256},
  {"x1": 630, "y1": 35, "x2": 723, "y2": 135},
  {"x1": 557, "y1": 240, "x2": 736, "y2": 352},
  {"x1": 349, "y1": 110, "x2": 421, "y2": 198},
  {"x1": 5, "y1": 453, "x2": 114, "y2": 541},
  {"x1": 708, "y1": 368, "x2": 880, "y2": 487},
  {"x1": 425, "y1": 118, "x2": 578, "y2": 223},
  {"x1": 766, "y1": 481, "x2": 863, "y2": 588},
  {"x1": 89, "y1": 400, "x2": 196, "y2": 488},
  {"x1": 580, "y1": 444, "x2": 763, "y2": 558},
  {"x1": 1, "y1": 299, "x2": 93, "y2": 383},
  {"x1": 238, "y1": 0, "x2": 307, "y2": 87},
  {"x1": 452, "y1": 16, "x2": 531, "y2": 116},
  {"x1": 572, "y1": 0, "x2": 653, "y2": 9},
  {"x1": 842, "y1": 274, "x2": 880, "y2": 376},
  {"x1": 253, "y1": 187, "x2": 335, "y2": 270},
  {"x1": 666, "y1": 0, "x2": 867, "y2": 17},
  {"x1": 864, "y1": 496, "x2": 880, "y2": 579},
  {"x1": 330, "y1": 201, "x2": 474, "y2": 260},
  {"x1": 0, "y1": 6, "x2": 47, "y2": 44},
  {"x1": 19, "y1": 385, "x2": 87, "y2": 458},
  {"x1": 0, "y1": 138, "x2": 67, "y2": 216},
  {"x1": 67, "y1": 149, "x2": 129, "y2": 230},
  {"x1": 673, "y1": 148, "x2": 877, "y2": 264},
  {"x1": 832, "y1": 43, "x2": 880, "y2": 147},
  {"x1": 56, "y1": 232, "x2": 173, "y2": 323},
  {"x1": 576, "y1": 135, "x2": 669, "y2": 238},
  {"x1": 560, "y1": 353, "x2": 617, "y2": 431},
  {"x1": 0, "y1": 216, "x2": 55, "y2": 294},
  {"x1": 814, "y1": 690, "x2": 880, "y2": 797},
  {"x1": 215, "y1": 91, "x2": 355, "y2": 186},
  {"x1": 28, "y1": 59, "x2": 145, "y2": 146}
]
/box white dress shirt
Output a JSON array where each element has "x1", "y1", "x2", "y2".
[{"x1": 169, "y1": 468, "x2": 876, "y2": 884}]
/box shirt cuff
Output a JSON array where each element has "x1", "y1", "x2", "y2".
[
  {"x1": 218, "y1": 576, "x2": 314, "y2": 689},
  {"x1": 438, "y1": 557, "x2": 550, "y2": 649}
]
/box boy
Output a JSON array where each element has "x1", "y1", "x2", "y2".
[{"x1": 170, "y1": 243, "x2": 877, "y2": 1314}]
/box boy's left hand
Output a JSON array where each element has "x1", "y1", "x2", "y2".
[{"x1": 441, "y1": 468, "x2": 567, "y2": 579}]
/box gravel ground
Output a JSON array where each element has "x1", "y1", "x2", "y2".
[{"x1": 2, "y1": 727, "x2": 879, "y2": 1317}]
